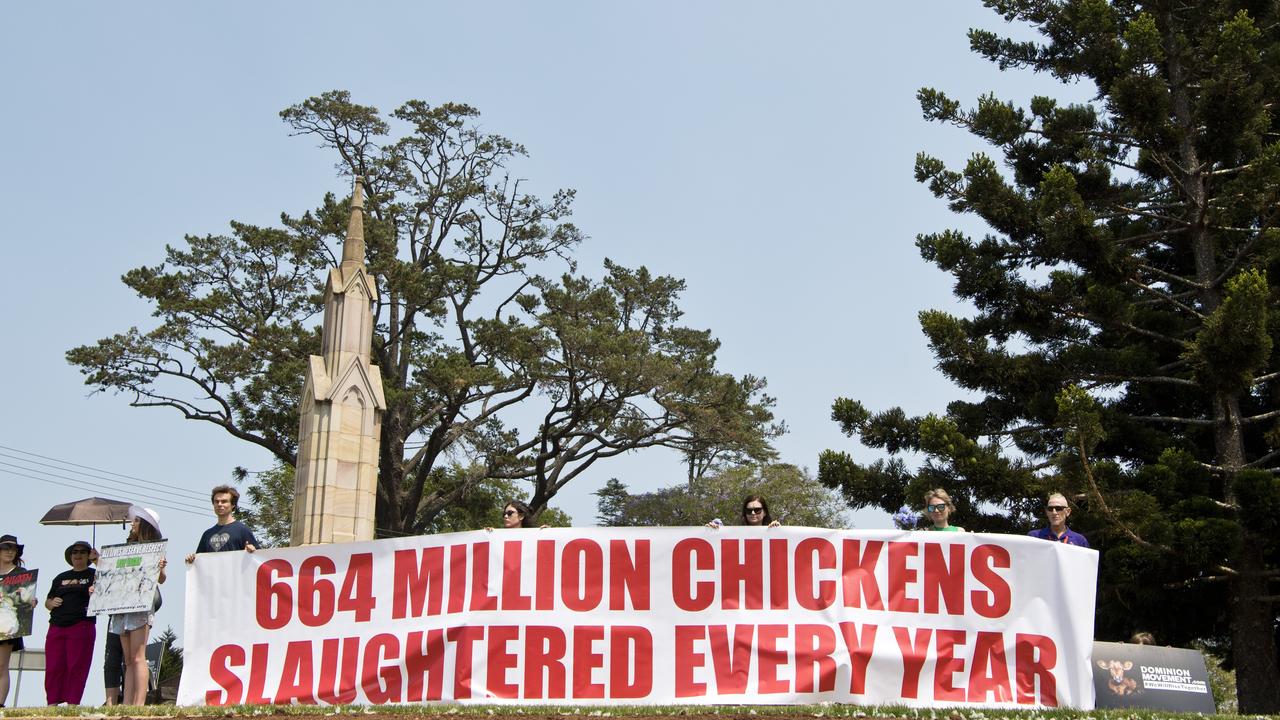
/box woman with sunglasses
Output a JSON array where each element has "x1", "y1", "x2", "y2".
[
  {"x1": 741, "y1": 495, "x2": 781, "y2": 527},
  {"x1": 1028, "y1": 492, "x2": 1089, "y2": 547},
  {"x1": 44, "y1": 541, "x2": 98, "y2": 705},
  {"x1": 923, "y1": 489, "x2": 964, "y2": 531},
  {"x1": 501, "y1": 500, "x2": 536, "y2": 529},
  {"x1": 708, "y1": 495, "x2": 781, "y2": 528}
]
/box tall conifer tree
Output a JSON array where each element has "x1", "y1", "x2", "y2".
[{"x1": 820, "y1": 1, "x2": 1280, "y2": 710}]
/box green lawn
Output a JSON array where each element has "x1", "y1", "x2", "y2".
[{"x1": 0, "y1": 706, "x2": 1260, "y2": 720}]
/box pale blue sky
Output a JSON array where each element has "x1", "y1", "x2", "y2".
[{"x1": 0, "y1": 1, "x2": 1083, "y2": 703}]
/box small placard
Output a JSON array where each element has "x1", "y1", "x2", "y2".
[
  {"x1": 0, "y1": 569, "x2": 38, "y2": 640},
  {"x1": 89, "y1": 541, "x2": 166, "y2": 615}
]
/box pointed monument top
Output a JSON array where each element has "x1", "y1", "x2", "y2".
[{"x1": 341, "y1": 176, "x2": 365, "y2": 265}]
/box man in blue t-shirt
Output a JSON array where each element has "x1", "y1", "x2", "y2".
[
  {"x1": 185, "y1": 485, "x2": 260, "y2": 564},
  {"x1": 1028, "y1": 492, "x2": 1089, "y2": 547}
]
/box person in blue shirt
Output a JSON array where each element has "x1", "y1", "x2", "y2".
[
  {"x1": 185, "y1": 485, "x2": 259, "y2": 564},
  {"x1": 1028, "y1": 492, "x2": 1089, "y2": 547}
]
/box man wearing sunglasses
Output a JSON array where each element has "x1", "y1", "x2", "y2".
[{"x1": 1028, "y1": 492, "x2": 1089, "y2": 547}]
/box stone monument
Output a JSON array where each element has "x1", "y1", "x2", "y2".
[{"x1": 291, "y1": 178, "x2": 385, "y2": 545}]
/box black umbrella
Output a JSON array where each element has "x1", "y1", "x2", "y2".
[{"x1": 39, "y1": 497, "x2": 132, "y2": 545}]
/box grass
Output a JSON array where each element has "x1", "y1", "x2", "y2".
[{"x1": 0, "y1": 706, "x2": 1266, "y2": 720}]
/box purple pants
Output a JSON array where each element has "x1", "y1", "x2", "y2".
[{"x1": 45, "y1": 619, "x2": 95, "y2": 705}]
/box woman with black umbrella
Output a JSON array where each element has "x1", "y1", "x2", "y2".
[{"x1": 44, "y1": 540, "x2": 97, "y2": 705}]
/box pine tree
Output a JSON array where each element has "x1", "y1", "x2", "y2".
[
  {"x1": 151, "y1": 626, "x2": 183, "y2": 703},
  {"x1": 820, "y1": 1, "x2": 1280, "y2": 711}
]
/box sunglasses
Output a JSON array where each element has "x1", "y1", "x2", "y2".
[
  {"x1": 744, "y1": 507, "x2": 765, "y2": 514},
  {"x1": 927, "y1": 503, "x2": 947, "y2": 512},
  {"x1": 503, "y1": 510, "x2": 518, "y2": 517},
  {"x1": 1046, "y1": 506, "x2": 1068, "y2": 512}
]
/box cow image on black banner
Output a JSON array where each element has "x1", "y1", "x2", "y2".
[{"x1": 1096, "y1": 658, "x2": 1142, "y2": 698}]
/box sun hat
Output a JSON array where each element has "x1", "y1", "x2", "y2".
[
  {"x1": 0, "y1": 534, "x2": 23, "y2": 556},
  {"x1": 126, "y1": 506, "x2": 162, "y2": 536},
  {"x1": 64, "y1": 540, "x2": 95, "y2": 565}
]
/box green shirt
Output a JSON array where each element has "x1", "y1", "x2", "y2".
[{"x1": 928, "y1": 525, "x2": 963, "y2": 532}]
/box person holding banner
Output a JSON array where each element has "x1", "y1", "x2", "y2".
[
  {"x1": 503, "y1": 500, "x2": 539, "y2": 528},
  {"x1": 0, "y1": 535, "x2": 36, "y2": 707},
  {"x1": 924, "y1": 488, "x2": 965, "y2": 532},
  {"x1": 708, "y1": 495, "x2": 781, "y2": 528},
  {"x1": 1028, "y1": 492, "x2": 1090, "y2": 547},
  {"x1": 110, "y1": 508, "x2": 167, "y2": 706},
  {"x1": 185, "y1": 485, "x2": 259, "y2": 564},
  {"x1": 44, "y1": 540, "x2": 97, "y2": 705},
  {"x1": 741, "y1": 495, "x2": 781, "y2": 527}
]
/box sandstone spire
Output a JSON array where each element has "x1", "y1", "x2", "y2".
[
  {"x1": 341, "y1": 177, "x2": 365, "y2": 266},
  {"x1": 291, "y1": 176, "x2": 385, "y2": 545}
]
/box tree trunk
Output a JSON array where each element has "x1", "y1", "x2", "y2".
[
  {"x1": 1230, "y1": 542, "x2": 1280, "y2": 712},
  {"x1": 1212, "y1": 387, "x2": 1277, "y2": 712},
  {"x1": 1163, "y1": 15, "x2": 1279, "y2": 709},
  {"x1": 376, "y1": 425, "x2": 406, "y2": 538}
]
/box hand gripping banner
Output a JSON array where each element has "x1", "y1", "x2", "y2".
[{"x1": 179, "y1": 528, "x2": 1097, "y2": 708}]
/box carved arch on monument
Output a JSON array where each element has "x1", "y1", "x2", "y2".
[
  {"x1": 338, "y1": 386, "x2": 376, "y2": 437},
  {"x1": 339, "y1": 267, "x2": 376, "y2": 301},
  {"x1": 327, "y1": 357, "x2": 387, "y2": 409}
]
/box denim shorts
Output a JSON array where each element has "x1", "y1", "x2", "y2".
[{"x1": 107, "y1": 611, "x2": 152, "y2": 634}]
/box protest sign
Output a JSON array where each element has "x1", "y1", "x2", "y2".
[
  {"x1": 179, "y1": 528, "x2": 1097, "y2": 708},
  {"x1": 89, "y1": 541, "x2": 167, "y2": 615},
  {"x1": 1091, "y1": 641, "x2": 1217, "y2": 713},
  {"x1": 0, "y1": 569, "x2": 37, "y2": 640}
]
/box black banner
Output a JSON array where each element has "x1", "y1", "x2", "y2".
[{"x1": 1092, "y1": 640, "x2": 1216, "y2": 712}]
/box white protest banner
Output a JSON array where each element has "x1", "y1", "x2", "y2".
[
  {"x1": 179, "y1": 528, "x2": 1097, "y2": 708},
  {"x1": 90, "y1": 541, "x2": 167, "y2": 615}
]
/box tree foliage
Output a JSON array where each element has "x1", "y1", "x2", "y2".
[
  {"x1": 596, "y1": 464, "x2": 849, "y2": 529},
  {"x1": 418, "y1": 470, "x2": 573, "y2": 532},
  {"x1": 150, "y1": 626, "x2": 184, "y2": 703},
  {"x1": 236, "y1": 461, "x2": 570, "y2": 541},
  {"x1": 67, "y1": 91, "x2": 781, "y2": 537},
  {"x1": 819, "y1": 1, "x2": 1280, "y2": 711},
  {"x1": 233, "y1": 464, "x2": 294, "y2": 548}
]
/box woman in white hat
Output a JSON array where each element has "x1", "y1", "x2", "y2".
[{"x1": 111, "y1": 508, "x2": 166, "y2": 706}]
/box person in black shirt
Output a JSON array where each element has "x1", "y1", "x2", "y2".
[
  {"x1": 45, "y1": 541, "x2": 96, "y2": 705},
  {"x1": 185, "y1": 485, "x2": 259, "y2": 564}
]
